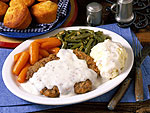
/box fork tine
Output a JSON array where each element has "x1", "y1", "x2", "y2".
[
  {"x1": 136, "y1": 36, "x2": 142, "y2": 57},
  {"x1": 136, "y1": 36, "x2": 139, "y2": 57},
  {"x1": 132, "y1": 33, "x2": 136, "y2": 56},
  {"x1": 132, "y1": 32, "x2": 142, "y2": 57},
  {"x1": 139, "y1": 39, "x2": 142, "y2": 57}
]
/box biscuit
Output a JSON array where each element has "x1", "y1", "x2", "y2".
[
  {"x1": 31, "y1": 1, "x2": 58, "y2": 24},
  {"x1": 9, "y1": 0, "x2": 35, "y2": 7},
  {"x1": 4, "y1": 4, "x2": 32, "y2": 29},
  {"x1": 0, "y1": 0, "x2": 9, "y2": 3},
  {"x1": 0, "y1": 1, "x2": 8, "y2": 21}
]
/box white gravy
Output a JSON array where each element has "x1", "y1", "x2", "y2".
[{"x1": 21, "y1": 49, "x2": 101, "y2": 97}]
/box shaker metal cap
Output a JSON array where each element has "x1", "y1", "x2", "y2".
[
  {"x1": 87, "y1": 2, "x2": 102, "y2": 12},
  {"x1": 118, "y1": 0, "x2": 133, "y2": 4}
]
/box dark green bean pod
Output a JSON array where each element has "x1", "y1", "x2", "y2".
[
  {"x1": 74, "y1": 33, "x2": 91, "y2": 39},
  {"x1": 95, "y1": 31, "x2": 103, "y2": 35},
  {"x1": 68, "y1": 30, "x2": 77, "y2": 33},
  {"x1": 71, "y1": 43, "x2": 82, "y2": 49},
  {"x1": 68, "y1": 43, "x2": 79, "y2": 46},
  {"x1": 58, "y1": 30, "x2": 66, "y2": 35},
  {"x1": 92, "y1": 39, "x2": 97, "y2": 47},
  {"x1": 57, "y1": 34, "x2": 64, "y2": 42},
  {"x1": 94, "y1": 34, "x2": 103, "y2": 42},
  {"x1": 79, "y1": 44, "x2": 84, "y2": 51},
  {"x1": 65, "y1": 38, "x2": 81, "y2": 43},
  {"x1": 64, "y1": 32, "x2": 77, "y2": 40},
  {"x1": 61, "y1": 41, "x2": 67, "y2": 49},
  {"x1": 79, "y1": 29, "x2": 88, "y2": 33},
  {"x1": 79, "y1": 29, "x2": 94, "y2": 34},
  {"x1": 56, "y1": 29, "x2": 111, "y2": 54},
  {"x1": 88, "y1": 30, "x2": 94, "y2": 34},
  {"x1": 85, "y1": 38, "x2": 94, "y2": 55}
]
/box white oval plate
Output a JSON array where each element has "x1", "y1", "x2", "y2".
[{"x1": 2, "y1": 26, "x2": 134, "y2": 105}]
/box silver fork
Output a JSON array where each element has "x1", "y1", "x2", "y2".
[
  {"x1": 107, "y1": 35, "x2": 144, "y2": 110},
  {"x1": 132, "y1": 35, "x2": 144, "y2": 102}
]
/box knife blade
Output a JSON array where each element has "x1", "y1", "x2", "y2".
[{"x1": 107, "y1": 46, "x2": 150, "y2": 110}]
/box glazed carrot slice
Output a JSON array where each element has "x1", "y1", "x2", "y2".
[
  {"x1": 14, "y1": 50, "x2": 29, "y2": 62},
  {"x1": 39, "y1": 48, "x2": 49, "y2": 57},
  {"x1": 38, "y1": 55, "x2": 43, "y2": 60},
  {"x1": 17, "y1": 63, "x2": 30, "y2": 83},
  {"x1": 29, "y1": 41, "x2": 40, "y2": 65},
  {"x1": 13, "y1": 51, "x2": 29, "y2": 75},
  {"x1": 48, "y1": 47, "x2": 60, "y2": 54},
  {"x1": 34, "y1": 37, "x2": 57, "y2": 44},
  {"x1": 40, "y1": 38, "x2": 61, "y2": 49},
  {"x1": 14, "y1": 52, "x2": 22, "y2": 63}
]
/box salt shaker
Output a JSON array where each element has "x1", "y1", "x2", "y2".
[{"x1": 86, "y1": 2, "x2": 102, "y2": 26}]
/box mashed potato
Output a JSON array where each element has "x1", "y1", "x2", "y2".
[{"x1": 90, "y1": 39, "x2": 128, "y2": 79}]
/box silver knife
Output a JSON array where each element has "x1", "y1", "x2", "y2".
[{"x1": 107, "y1": 46, "x2": 150, "y2": 110}]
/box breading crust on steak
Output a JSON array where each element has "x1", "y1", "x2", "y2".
[
  {"x1": 26, "y1": 53, "x2": 59, "y2": 80},
  {"x1": 26, "y1": 50, "x2": 100, "y2": 97}
]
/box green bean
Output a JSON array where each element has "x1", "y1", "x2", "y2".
[
  {"x1": 68, "y1": 43, "x2": 79, "y2": 46},
  {"x1": 79, "y1": 44, "x2": 84, "y2": 51},
  {"x1": 85, "y1": 39, "x2": 94, "y2": 54},
  {"x1": 88, "y1": 30, "x2": 94, "y2": 34},
  {"x1": 83, "y1": 38, "x2": 90, "y2": 45},
  {"x1": 58, "y1": 30, "x2": 65, "y2": 35},
  {"x1": 68, "y1": 30, "x2": 77, "y2": 33},
  {"x1": 77, "y1": 31, "x2": 80, "y2": 35},
  {"x1": 56, "y1": 29, "x2": 111, "y2": 54},
  {"x1": 57, "y1": 34, "x2": 64, "y2": 41},
  {"x1": 74, "y1": 33, "x2": 91, "y2": 39},
  {"x1": 79, "y1": 29, "x2": 87, "y2": 33},
  {"x1": 94, "y1": 34, "x2": 104, "y2": 42},
  {"x1": 79, "y1": 29, "x2": 94, "y2": 34},
  {"x1": 89, "y1": 34, "x2": 94, "y2": 38},
  {"x1": 61, "y1": 42, "x2": 67, "y2": 49},
  {"x1": 92, "y1": 39, "x2": 97, "y2": 47},
  {"x1": 71, "y1": 43, "x2": 82, "y2": 49},
  {"x1": 65, "y1": 39, "x2": 81, "y2": 43},
  {"x1": 64, "y1": 32, "x2": 76, "y2": 39},
  {"x1": 96, "y1": 31, "x2": 103, "y2": 35},
  {"x1": 70, "y1": 35, "x2": 76, "y2": 39}
]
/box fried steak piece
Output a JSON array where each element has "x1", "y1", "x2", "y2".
[
  {"x1": 40, "y1": 86, "x2": 60, "y2": 97},
  {"x1": 26, "y1": 50, "x2": 100, "y2": 97},
  {"x1": 74, "y1": 79, "x2": 92, "y2": 94},
  {"x1": 73, "y1": 49, "x2": 100, "y2": 76},
  {"x1": 26, "y1": 53, "x2": 59, "y2": 80}
]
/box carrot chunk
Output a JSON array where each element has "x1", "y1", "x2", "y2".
[
  {"x1": 40, "y1": 38, "x2": 61, "y2": 49},
  {"x1": 34, "y1": 37, "x2": 57, "y2": 44},
  {"x1": 17, "y1": 63, "x2": 30, "y2": 83},
  {"x1": 48, "y1": 47, "x2": 60, "y2": 54},
  {"x1": 29, "y1": 41, "x2": 40, "y2": 65},
  {"x1": 14, "y1": 50, "x2": 29, "y2": 62},
  {"x1": 38, "y1": 55, "x2": 43, "y2": 60},
  {"x1": 39, "y1": 48, "x2": 49, "y2": 57},
  {"x1": 14, "y1": 52, "x2": 22, "y2": 63},
  {"x1": 13, "y1": 51, "x2": 29, "y2": 75}
]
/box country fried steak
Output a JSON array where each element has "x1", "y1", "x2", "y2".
[{"x1": 26, "y1": 49, "x2": 100, "y2": 97}]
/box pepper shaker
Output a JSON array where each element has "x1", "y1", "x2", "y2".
[
  {"x1": 111, "y1": 0, "x2": 134, "y2": 23},
  {"x1": 86, "y1": 2, "x2": 102, "y2": 26}
]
